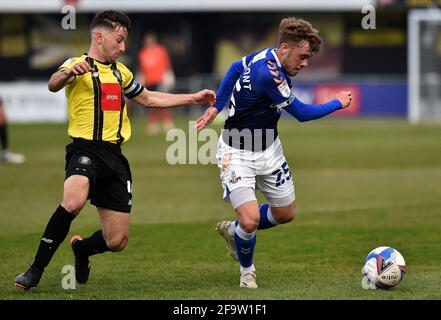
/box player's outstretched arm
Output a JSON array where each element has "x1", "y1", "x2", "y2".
[
  {"x1": 130, "y1": 88, "x2": 216, "y2": 109},
  {"x1": 48, "y1": 61, "x2": 94, "y2": 92},
  {"x1": 284, "y1": 91, "x2": 352, "y2": 122}
]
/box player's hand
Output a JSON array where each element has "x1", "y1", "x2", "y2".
[
  {"x1": 192, "y1": 89, "x2": 216, "y2": 106},
  {"x1": 195, "y1": 107, "x2": 219, "y2": 131},
  {"x1": 67, "y1": 61, "x2": 95, "y2": 77},
  {"x1": 334, "y1": 91, "x2": 352, "y2": 109}
]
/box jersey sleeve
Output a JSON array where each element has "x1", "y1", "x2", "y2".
[
  {"x1": 117, "y1": 62, "x2": 144, "y2": 99},
  {"x1": 284, "y1": 97, "x2": 342, "y2": 122},
  {"x1": 213, "y1": 60, "x2": 244, "y2": 112},
  {"x1": 56, "y1": 57, "x2": 84, "y2": 86},
  {"x1": 241, "y1": 51, "x2": 259, "y2": 69},
  {"x1": 255, "y1": 60, "x2": 295, "y2": 108},
  {"x1": 57, "y1": 57, "x2": 83, "y2": 72},
  {"x1": 213, "y1": 49, "x2": 267, "y2": 112}
]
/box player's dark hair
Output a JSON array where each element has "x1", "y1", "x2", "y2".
[
  {"x1": 90, "y1": 10, "x2": 131, "y2": 33},
  {"x1": 278, "y1": 17, "x2": 322, "y2": 55}
]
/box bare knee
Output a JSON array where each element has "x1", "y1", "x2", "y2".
[
  {"x1": 281, "y1": 208, "x2": 295, "y2": 223},
  {"x1": 61, "y1": 198, "x2": 85, "y2": 215},
  {"x1": 284, "y1": 206, "x2": 296, "y2": 223},
  {"x1": 272, "y1": 204, "x2": 296, "y2": 224},
  {"x1": 62, "y1": 176, "x2": 89, "y2": 215},
  {"x1": 105, "y1": 234, "x2": 129, "y2": 252},
  {"x1": 235, "y1": 200, "x2": 260, "y2": 233},
  {"x1": 240, "y1": 217, "x2": 259, "y2": 233}
]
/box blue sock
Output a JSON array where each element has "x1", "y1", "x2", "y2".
[
  {"x1": 231, "y1": 203, "x2": 278, "y2": 232},
  {"x1": 234, "y1": 224, "x2": 256, "y2": 268},
  {"x1": 257, "y1": 203, "x2": 278, "y2": 230}
]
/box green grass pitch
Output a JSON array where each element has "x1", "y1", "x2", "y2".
[{"x1": 1, "y1": 117, "x2": 441, "y2": 299}]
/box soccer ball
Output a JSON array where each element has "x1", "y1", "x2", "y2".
[{"x1": 362, "y1": 246, "x2": 407, "y2": 289}]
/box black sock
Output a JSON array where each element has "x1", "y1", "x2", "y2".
[
  {"x1": 0, "y1": 124, "x2": 7, "y2": 151},
  {"x1": 32, "y1": 205, "x2": 76, "y2": 271},
  {"x1": 75, "y1": 230, "x2": 112, "y2": 257}
]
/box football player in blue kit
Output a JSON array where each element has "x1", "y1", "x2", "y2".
[{"x1": 196, "y1": 17, "x2": 352, "y2": 288}]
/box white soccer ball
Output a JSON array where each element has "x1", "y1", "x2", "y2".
[{"x1": 361, "y1": 246, "x2": 407, "y2": 289}]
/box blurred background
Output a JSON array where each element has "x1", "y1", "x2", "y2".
[{"x1": 0, "y1": 0, "x2": 439, "y2": 124}]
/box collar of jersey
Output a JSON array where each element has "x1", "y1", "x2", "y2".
[
  {"x1": 82, "y1": 53, "x2": 112, "y2": 65},
  {"x1": 270, "y1": 49, "x2": 282, "y2": 67}
]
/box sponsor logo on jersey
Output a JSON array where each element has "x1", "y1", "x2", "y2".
[
  {"x1": 100, "y1": 83, "x2": 122, "y2": 111},
  {"x1": 277, "y1": 80, "x2": 291, "y2": 98}
]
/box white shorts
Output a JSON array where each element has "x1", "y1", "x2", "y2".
[{"x1": 216, "y1": 136, "x2": 295, "y2": 207}]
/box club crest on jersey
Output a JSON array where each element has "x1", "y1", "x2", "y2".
[
  {"x1": 78, "y1": 156, "x2": 91, "y2": 165},
  {"x1": 229, "y1": 171, "x2": 241, "y2": 184},
  {"x1": 277, "y1": 80, "x2": 291, "y2": 98}
]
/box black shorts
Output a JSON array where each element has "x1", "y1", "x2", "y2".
[{"x1": 65, "y1": 138, "x2": 132, "y2": 213}]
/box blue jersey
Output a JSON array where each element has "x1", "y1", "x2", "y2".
[
  {"x1": 222, "y1": 48, "x2": 294, "y2": 150},
  {"x1": 216, "y1": 48, "x2": 342, "y2": 151}
]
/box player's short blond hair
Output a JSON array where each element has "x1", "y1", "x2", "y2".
[{"x1": 278, "y1": 17, "x2": 322, "y2": 55}]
